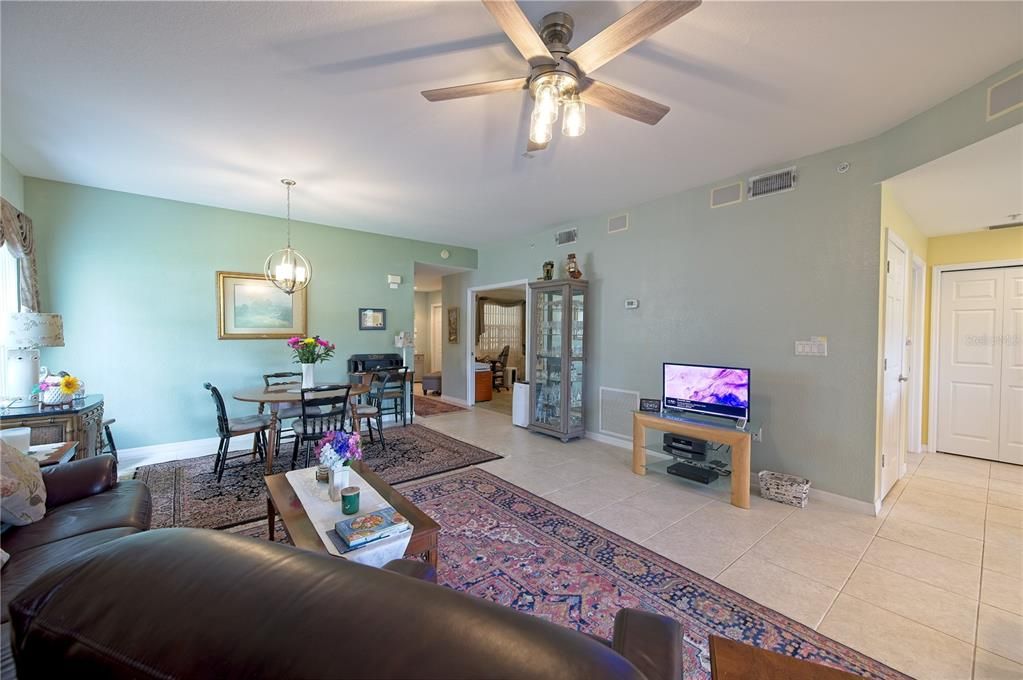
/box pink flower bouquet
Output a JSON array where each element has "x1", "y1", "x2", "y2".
[{"x1": 287, "y1": 336, "x2": 336, "y2": 364}]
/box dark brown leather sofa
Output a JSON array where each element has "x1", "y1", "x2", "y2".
[
  {"x1": 1, "y1": 454, "x2": 151, "y2": 677},
  {"x1": 9, "y1": 527, "x2": 682, "y2": 679}
]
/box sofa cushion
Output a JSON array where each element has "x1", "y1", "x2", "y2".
[
  {"x1": 1, "y1": 527, "x2": 141, "y2": 624},
  {"x1": 1, "y1": 480, "x2": 151, "y2": 555},
  {"x1": 0, "y1": 443, "x2": 46, "y2": 526}
]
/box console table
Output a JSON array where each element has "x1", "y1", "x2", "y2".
[
  {"x1": 0, "y1": 395, "x2": 104, "y2": 460},
  {"x1": 632, "y1": 410, "x2": 751, "y2": 509}
]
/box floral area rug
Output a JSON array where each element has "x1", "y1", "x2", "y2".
[
  {"x1": 413, "y1": 394, "x2": 468, "y2": 416},
  {"x1": 392, "y1": 469, "x2": 907, "y2": 680},
  {"x1": 132, "y1": 425, "x2": 501, "y2": 530}
]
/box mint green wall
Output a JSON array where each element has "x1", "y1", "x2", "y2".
[
  {"x1": 1, "y1": 155, "x2": 25, "y2": 210},
  {"x1": 413, "y1": 291, "x2": 442, "y2": 373},
  {"x1": 442, "y1": 60, "x2": 1023, "y2": 504},
  {"x1": 26, "y1": 179, "x2": 476, "y2": 449}
]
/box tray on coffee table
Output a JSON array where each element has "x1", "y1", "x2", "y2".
[{"x1": 265, "y1": 460, "x2": 439, "y2": 568}]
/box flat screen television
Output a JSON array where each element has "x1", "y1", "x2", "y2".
[{"x1": 662, "y1": 363, "x2": 750, "y2": 422}]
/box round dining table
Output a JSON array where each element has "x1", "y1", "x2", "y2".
[{"x1": 233, "y1": 383, "x2": 370, "y2": 474}]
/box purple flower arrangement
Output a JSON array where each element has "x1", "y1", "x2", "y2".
[
  {"x1": 314, "y1": 430, "x2": 362, "y2": 469},
  {"x1": 287, "y1": 335, "x2": 336, "y2": 364}
]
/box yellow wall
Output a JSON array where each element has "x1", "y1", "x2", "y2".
[{"x1": 922, "y1": 226, "x2": 1023, "y2": 443}]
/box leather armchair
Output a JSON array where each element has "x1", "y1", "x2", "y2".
[{"x1": 9, "y1": 528, "x2": 681, "y2": 680}]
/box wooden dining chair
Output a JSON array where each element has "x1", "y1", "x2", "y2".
[
  {"x1": 290, "y1": 384, "x2": 352, "y2": 469},
  {"x1": 351, "y1": 372, "x2": 391, "y2": 448},
  {"x1": 376, "y1": 367, "x2": 409, "y2": 426},
  {"x1": 204, "y1": 382, "x2": 271, "y2": 482}
]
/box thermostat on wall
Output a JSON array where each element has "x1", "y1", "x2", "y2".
[{"x1": 625, "y1": 299, "x2": 639, "y2": 309}]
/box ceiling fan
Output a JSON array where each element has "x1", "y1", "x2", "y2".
[{"x1": 422, "y1": 0, "x2": 701, "y2": 152}]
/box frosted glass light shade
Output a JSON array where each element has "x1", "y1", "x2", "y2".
[
  {"x1": 7, "y1": 313, "x2": 64, "y2": 349},
  {"x1": 562, "y1": 97, "x2": 586, "y2": 137},
  {"x1": 529, "y1": 108, "x2": 553, "y2": 145},
  {"x1": 264, "y1": 247, "x2": 311, "y2": 295},
  {"x1": 534, "y1": 82, "x2": 559, "y2": 124}
]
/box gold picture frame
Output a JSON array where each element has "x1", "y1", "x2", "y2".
[
  {"x1": 447, "y1": 306, "x2": 459, "y2": 344},
  {"x1": 217, "y1": 271, "x2": 308, "y2": 340}
]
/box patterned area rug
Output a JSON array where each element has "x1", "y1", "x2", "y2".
[
  {"x1": 414, "y1": 395, "x2": 468, "y2": 416},
  {"x1": 132, "y1": 425, "x2": 501, "y2": 530},
  {"x1": 392, "y1": 469, "x2": 906, "y2": 680}
]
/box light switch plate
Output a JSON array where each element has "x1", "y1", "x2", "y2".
[
  {"x1": 795, "y1": 336, "x2": 828, "y2": 357},
  {"x1": 624, "y1": 299, "x2": 639, "y2": 309}
]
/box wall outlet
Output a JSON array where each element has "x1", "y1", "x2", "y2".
[
  {"x1": 752, "y1": 427, "x2": 763, "y2": 442},
  {"x1": 624, "y1": 299, "x2": 639, "y2": 309}
]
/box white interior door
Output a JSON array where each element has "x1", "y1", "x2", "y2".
[
  {"x1": 999, "y1": 267, "x2": 1023, "y2": 464},
  {"x1": 937, "y1": 268, "x2": 1004, "y2": 460},
  {"x1": 881, "y1": 236, "x2": 908, "y2": 497},
  {"x1": 430, "y1": 304, "x2": 442, "y2": 373}
]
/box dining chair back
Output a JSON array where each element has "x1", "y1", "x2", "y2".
[
  {"x1": 290, "y1": 384, "x2": 352, "y2": 469},
  {"x1": 259, "y1": 372, "x2": 303, "y2": 415},
  {"x1": 204, "y1": 382, "x2": 271, "y2": 482},
  {"x1": 372, "y1": 367, "x2": 409, "y2": 426}
]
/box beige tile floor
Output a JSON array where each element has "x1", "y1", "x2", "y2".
[{"x1": 419, "y1": 406, "x2": 1023, "y2": 680}]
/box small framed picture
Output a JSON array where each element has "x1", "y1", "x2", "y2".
[
  {"x1": 358, "y1": 308, "x2": 386, "y2": 331},
  {"x1": 447, "y1": 306, "x2": 459, "y2": 344},
  {"x1": 639, "y1": 398, "x2": 661, "y2": 412}
]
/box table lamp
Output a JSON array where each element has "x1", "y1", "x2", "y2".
[{"x1": 5, "y1": 313, "x2": 64, "y2": 405}]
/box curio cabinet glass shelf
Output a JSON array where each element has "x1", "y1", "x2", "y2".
[{"x1": 528, "y1": 279, "x2": 587, "y2": 441}]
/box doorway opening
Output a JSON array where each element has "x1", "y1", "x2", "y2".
[
  {"x1": 413, "y1": 261, "x2": 469, "y2": 398},
  {"x1": 465, "y1": 280, "x2": 530, "y2": 419}
]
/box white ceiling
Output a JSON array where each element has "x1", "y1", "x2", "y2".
[
  {"x1": 2, "y1": 2, "x2": 1022, "y2": 247},
  {"x1": 885, "y1": 124, "x2": 1023, "y2": 236}
]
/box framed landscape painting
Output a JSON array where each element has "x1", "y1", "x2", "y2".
[{"x1": 217, "y1": 271, "x2": 307, "y2": 339}]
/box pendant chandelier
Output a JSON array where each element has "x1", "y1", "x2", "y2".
[{"x1": 264, "y1": 178, "x2": 311, "y2": 295}]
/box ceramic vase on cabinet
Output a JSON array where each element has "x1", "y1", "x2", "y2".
[{"x1": 301, "y1": 363, "x2": 315, "y2": 389}]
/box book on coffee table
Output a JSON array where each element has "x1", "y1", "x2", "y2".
[{"x1": 334, "y1": 508, "x2": 411, "y2": 549}]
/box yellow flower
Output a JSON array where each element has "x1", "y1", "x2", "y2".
[
  {"x1": 59, "y1": 375, "x2": 81, "y2": 395},
  {"x1": 303, "y1": 337, "x2": 316, "y2": 346}
]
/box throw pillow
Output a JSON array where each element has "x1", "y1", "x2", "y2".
[
  {"x1": 1, "y1": 548, "x2": 9, "y2": 568},
  {"x1": 0, "y1": 441, "x2": 47, "y2": 525}
]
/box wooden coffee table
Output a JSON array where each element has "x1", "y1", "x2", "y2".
[{"x1": 265, "y1": 460, "x2": 440, "y2": 568}]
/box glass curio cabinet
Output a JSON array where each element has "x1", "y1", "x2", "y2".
[{"x1": 528, "y1": 279, "x2": 587, "y2": 441}]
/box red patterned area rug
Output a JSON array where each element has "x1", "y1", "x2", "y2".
[
  {"x1": 133, "y1": 425, "x2": 500, "y2": 530},
  {"x1": 397, "y1": 469, "x2": 907, "y2": 680},
  {"x1": 414, "y1": 394, "x2": 468, "y2": 416}
]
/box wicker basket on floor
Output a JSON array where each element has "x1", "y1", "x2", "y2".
[{"x1": 758, "y1": 470, "x2": 811, "y2": 508}]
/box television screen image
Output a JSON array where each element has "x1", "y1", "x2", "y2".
[{"x1": 663, "y1": 363, "x2": 750, "y2": 420}]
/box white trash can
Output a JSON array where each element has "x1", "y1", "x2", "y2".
[{"x1": 512, "y1": 381, "x2": 529, "y2": 428}]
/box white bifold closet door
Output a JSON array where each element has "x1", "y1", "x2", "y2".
[{"x1": 937, "y1": 266, "x2": 1023, "y2": 463}]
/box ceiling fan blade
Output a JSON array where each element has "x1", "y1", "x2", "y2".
[
  {"x1": 566, "y1": 0, "x2": 701, "y2": 75},
  {"x1": 526, "y1": 138, "x2": 548, "y2": 152},
  {"x1": 482, "y1": 0, "x2": 556, "y2": 67},
  {"x1": 422, "y1": 77, "x2": 528, "y2": 102},
  {"x1": 578, "y1": 78, "x2": 670, "y2": 125}
]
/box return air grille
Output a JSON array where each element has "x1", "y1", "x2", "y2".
[
  {"x1": 748, "y1": 167, "x2": 798, "y2": 200},
  {"x1": 608, "y1": 214, "x2": 629, "y2": 234},
  {"x1": 555, "y1": 227, "x2": 578, "y2": 246},
  {"x1": 988, "y1": 70, "x2": 1023, "y2": 120},
  {"x1": 599, "y1": 387, "x2": 640, "y2": 439}
]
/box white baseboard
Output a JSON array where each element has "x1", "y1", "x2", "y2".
[
  {"x1": 438, "y1": 395, "x2": 471, "y2": 407},
  {"x1": 585, "y1": 430, "x2": 632, "y2": 450},
  {"x1": 118, "y1": 434, "x2": 253, "y2": 470}
]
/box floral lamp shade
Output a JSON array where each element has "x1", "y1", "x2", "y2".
[{"x1": 6, "y1": 313, "x2": 64, "y2": 349}]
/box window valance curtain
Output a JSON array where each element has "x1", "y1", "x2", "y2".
[
  {"x1": 476, "y1": 296, "x2": 526, "y2": 348},
  {"x1": 0, "y1": 198, "x2": 40, "y2": 312}
]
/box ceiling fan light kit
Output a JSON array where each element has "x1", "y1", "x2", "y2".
[{"x1": 422, "y1": 0, "x2": 701, "y2": 152}]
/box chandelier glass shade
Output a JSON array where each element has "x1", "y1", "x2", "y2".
[
  {"x1": 264, "y1": 179, "x2": 311, "y2": 295},
  {"x1": 528, "y1": 73, "x2": 586, "y2": 145}
]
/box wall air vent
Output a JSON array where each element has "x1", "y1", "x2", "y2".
[
  {"x1": 555, "y1": 227, "x2": 578, "y2": 246},
  {"x1": 599, "y1": 387, "x2": 640, "y2": 439},
  {"x1": 988, "y1": 70, "x2": 1023, "y2": 120},
  {"x1": 608, "y1": 214, "x2": 629, "y2": 234},
  {"x1": 711, "y1": 182, "x2": 743, "y2": 208},
  {"x1": 748, "y1": 166, "x2": 798, "y2": 200}
]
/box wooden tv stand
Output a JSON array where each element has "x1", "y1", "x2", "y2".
[{"x1": 632, "y1": 411, "x2": 751, "y2": 509}]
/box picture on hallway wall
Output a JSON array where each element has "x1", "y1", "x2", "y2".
[
  {"x1": 448, "y1": 306, "x2": 459, "y2": 344},
  {"x1": 217, "y1": 271, "x2": 307, "y2": 340}
]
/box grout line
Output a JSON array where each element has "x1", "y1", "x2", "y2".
[
  {"x1": 876, "y1": 516, "x2": 985, "y2": 566},
  {"x1": 971, "y1": 465, "x2": 994, "y2": 680}
]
